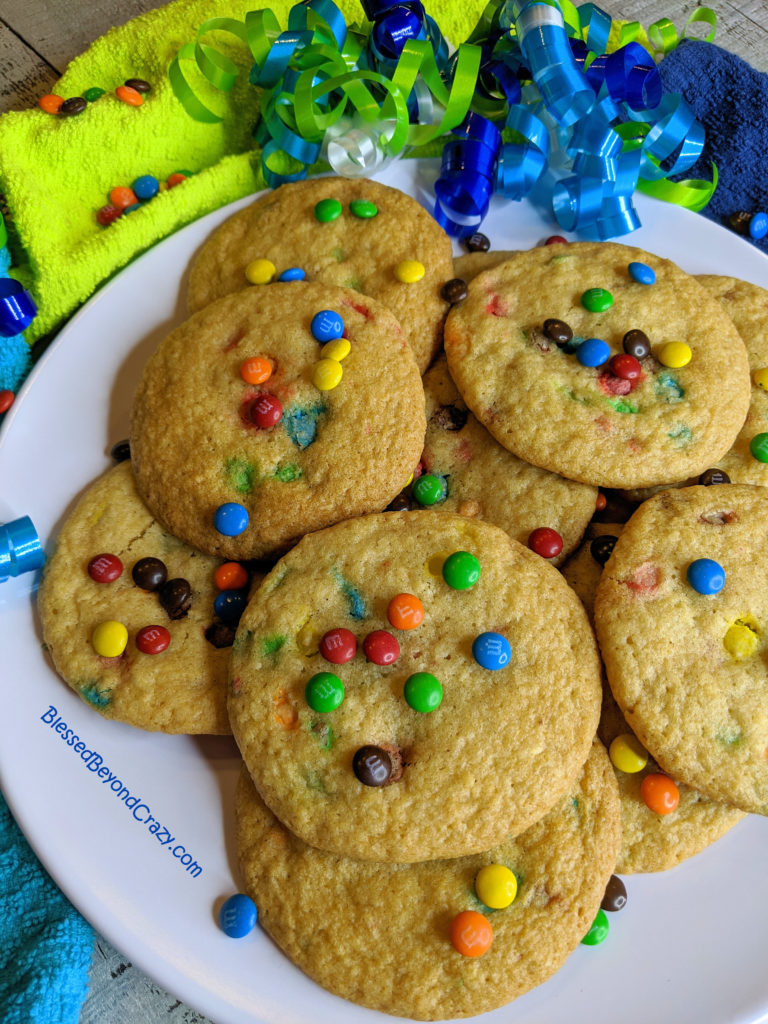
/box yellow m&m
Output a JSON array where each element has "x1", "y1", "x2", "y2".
[
  {"x1": 394, "y1": 259, "x2": 425, "y2": 283},
  {"x1": 753, "y1": 367, "x2": 768, "y2": 390},
  {"x1": 92, "y1": 620, "x2": 128, "y2": 658},
  {"x1": 244, "y1": 258, "x2": 276, "y2": 285},
  {"x1": 475, "y1": 864, "x2": 518, "y2": 909},
  {"x1": 312, "y1": 358, "x2": 343, "y2": 391},
  {"x1": 658, "y1": 341, "x2": 692, "y2": 368},
  {"x1": 609, "y1": 733, "x2": 648, "y2": 773},
  {"x1": 322, "y1": 338, "x2": 351, "y2": 362}
]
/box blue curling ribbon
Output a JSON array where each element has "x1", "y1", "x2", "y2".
[
  {"x1": 434, "y1": 113, "x2": 502, "y2": 237},
  {"x1": 495, "y1": 103, "x2": 549, "y2": 200},
  {"x1": 0, "y1": 516, "x2": 45, "y2": 583},
  {"x1": 512, "y1": 3, "x2": 595, "y2": 127},
  {"x1": 0, "y1": 278, "x2": 37, "y2": 338}
]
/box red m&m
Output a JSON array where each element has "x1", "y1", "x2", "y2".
[
  {"x1": 320, "y1": 627, "x2": 357, "y2": 664},
  {"x1": 250, "y1": 393, "x2": 283, "y2": 428},
  {"x1": 363, "y1": 630, "x2": 400, "y2": 665},
  {"x1": 136, "y1": 625, "x2": 171, "y2": 654},
  {"x1": 88, "y1": 553, "x2": 123, "y2": 583}
]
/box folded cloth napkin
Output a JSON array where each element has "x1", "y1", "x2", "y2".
[
  {"x1": 0, "y1": 793, "x2": 94, "y2": 1024},
  {"x1": 658, "y1": 39, "x2": 768, "y2": 255}
]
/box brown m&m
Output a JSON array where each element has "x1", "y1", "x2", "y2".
[{"x1": 353, "y1": 745, "x2": 392, "y2": 787}]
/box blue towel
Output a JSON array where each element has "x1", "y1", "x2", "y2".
[
  {"x1": 0, "y1": 793, "x2": 94, "y2": 1024},
  {"x1": 658, "y1": 39, "x2": 768, "y2": 255}
]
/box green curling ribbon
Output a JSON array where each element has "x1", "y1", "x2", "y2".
[
  {"x1": 647, "y1": 8, "x2": 716, "y2": 56},
  {"x1": 168, "y1": 17, "x2": 256, "y2": 123},
  {"x1": 637, "y1": 161, "x2": 719, "y2": 212}
]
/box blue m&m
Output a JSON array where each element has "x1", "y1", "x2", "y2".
[
  {"x1": 214, "y1": 502, "x2": 249, "y2": 536},
  {"x1": 132, "y1": 174, "x2": 159, "y2": 200},
  {"x1": 219, "y1": 893, "x2": 258, "y2": 938},
  {"x1": 311, "y1": 309, "x2": 344, "y2": 343},
  {"x1": 472, "y1": 632, "x2": 511, "y2": 670},
  {"x1": 577, "y1": 338, "x2": 610, "y2": 367},
  {"x1": 686, "y1": 558, "x2": 725, "y2": 595},
  {"x1": 214, "y1": 589, "x2": 248, "y2": 623},
  {"x1": 749, "y1": 212, "x2": 768, "y2": 240},
  {"x1": 278, "y1": 267, "x2": 306, "y2": 281},
  {"x1": 628, "y1": 261, "x2": 656, "y2": 285}
]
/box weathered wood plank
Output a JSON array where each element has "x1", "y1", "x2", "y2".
[
  {"x1": 0, "y1": 0, "x2": 163, "y2": 71},
  {"x1": 0, "y1": 21, "x2": 60, "y2": 113},
  {"x1": 597, "y1": 0, "x2": 768, "y2": 70}
]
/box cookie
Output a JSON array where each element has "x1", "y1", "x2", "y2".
[
  {"x1": 397, "y1": 353, "x2": 597, "y2": 566},
  {"x1": 228, "y1": 509, "x2": 603, "y2": 862},
  {"x1": 561, "y1": 529, "x2": 745, "y2": 873},
  {"x1": 37, "y1": 461, "x2": 253, "y2": 733},
  {"x1": 235, "y1": 740, "x2": 620, "y2": 1020},
  {"x1": 187, "y1": 177, "x2": 454, "y2": 373},
  {"x1": 594, "y1": 484, "x2": 768, "y2": 815},
  {"x1": 620, "y1": 275, "x2": 768, "y2": 502},
  {"x1": 131, "y1": 281, "x2": 425, "y2": 560},
  {"x1": 443, "y1": 242, "x2": 751, "y2": 489}
]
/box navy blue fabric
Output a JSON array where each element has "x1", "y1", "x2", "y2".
[{"x1": 659, "y1": 39, "x2": 768, "y2": 255}]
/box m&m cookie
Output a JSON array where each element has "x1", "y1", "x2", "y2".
[
  {"x1": 228, "y1": 510, "x2": 603, "y2": 862},
  {"x1": 37, "y1": 462, "x2": 254, "y2": 733},
  {"x1": 186, "y1": 177, "x2": 454, "y2": 373},
  {"x1": 443, "y1": 242, "x2": 751, "y2": 489},
  {"x1": 234, "y1": 742, "x2": 620, "y2": 1019},
  {"x1": 130, "y1": 281, "x2": 425, "y2": 560}
]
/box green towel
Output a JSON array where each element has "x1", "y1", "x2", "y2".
[{"x1": 0, "y1": 0, "x2": 485, "y2": 344}]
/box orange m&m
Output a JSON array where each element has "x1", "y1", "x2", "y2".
[
  {"x1": 110, "y1": 187, "x2": 138, "y2": 209},
  {"x1": 39, "y1": 94, "x2": 65, "y2": 114},
  {"x1": 240, "y1": 356, "x2": 273, "y2": 385},
  {"x1": 214, "y1": 562, "x2": 249, "y2": 591},
  {"x1": 450, "y1": 910, "x2": 493, "y2": 957},
  {"x1": 640, "y1": 773, "x2": 679, "y2": 815},
  {"x1": 116, "y1": 85, "x2": 143, "y2": 106},
  {"x1": 387, "y1": 593, "x2": 424, "y2": 630}
]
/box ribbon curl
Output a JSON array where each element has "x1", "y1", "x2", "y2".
[{"x1": 169, "y1": 0, "x2": 718, "y2": 238}]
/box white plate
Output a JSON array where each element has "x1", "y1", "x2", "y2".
[{"x1": 2, "y1": 159, "x2": 768, "y2": 1024}]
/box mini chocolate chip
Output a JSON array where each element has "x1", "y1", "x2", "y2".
[
  {"x1": 590, "y1": 535, "x2": 618, "y2": 566},
  {"x1": 700, "y1": 468, "x2": 731, "y2": 486},
  {"x1": 622, "y1": 329, "x2": 651, "y2": 360},
  {"x1": 431, "y1": 404, "x2": 468, "y2": 431},
  {"x1": 727, "y1": 211, "x2": 752, "y2": 235},
  {"x1": 60, "y1": 97, "x2": 87, "y2": 116},
  {"x1": 124, "y1": 78, "x2": 152, "y2": 93},
  {"x1": 110, "y1": 439, "x2": 131, "y2": 462},
  {"x1": 601, "y1": 874, "x2": 627, "y2": 912},
  {"x1": 158, "y1": 578, "x2": 192, "y2": 619},
  {"x1": 205, "y1": 622, "x2": 236, "y2": 648},
  {"x1": 386, "y1": 492, "x2": 412, "y2": 512},
  {"x1": 353, "y1": 745, "x2": 392, "y2": 787},
  {"x1": 441, "y1": 278, "x2": 468, "y2": 304},
  {"x1": 132, "y1": 556, "x2": 167, "y2": 591},
  {"x1": 465, "y1": 232, "x2": 490, "y2": 253},
  {"x1": 543, "y1": 318, "x2": 573, "y2": 346}
]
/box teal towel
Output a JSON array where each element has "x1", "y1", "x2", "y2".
[{"x1": 0, "y1": 793, "x2": 94, "y2": 1024}]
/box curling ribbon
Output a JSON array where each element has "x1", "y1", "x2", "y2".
[
  {"x1": 170, "y1": 0, "x2": 481, "y2": 187},
  {"x1": 169, "y1": 0, "x2": 718, "y2": 236},
  {"x1": 0, "y1": 278, "x2": 37, "y2": 338}
]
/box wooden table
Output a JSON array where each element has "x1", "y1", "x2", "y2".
[{"x1": 1, "y1": 1, "x2": 767, "y2": 1022}]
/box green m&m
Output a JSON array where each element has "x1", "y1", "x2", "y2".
[
  {"x1": 749, "y1": 432, "x2": 768, "y2": 463},
  {"x1": 581, "y1": 287, "x2": 613, "y2": 312},
  {"x1": 581, "y1": 908, "x2": 609, "y2": 945},
  {"x1": 412, "y1": 474, "x2": 446, "y2": 506},
  {"x1": 442, "y1": 550, "x2": 481, "y2": 590},
  {"x1": 350, "y1": 199, "x2": 378, "y2": 219},
  {"x1": 314, "y1": 198, "x2": 342, "y2": 223},
  {"x1": 305, "y1": 671, "x2": 344, "y2": 712},
  {"x1": 404, "y1": 672, "x2": 443, "y2": 713}
]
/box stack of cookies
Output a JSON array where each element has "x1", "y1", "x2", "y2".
[{"x1": 37, "y1": 176, "x2": 768, "y2": 1019}]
